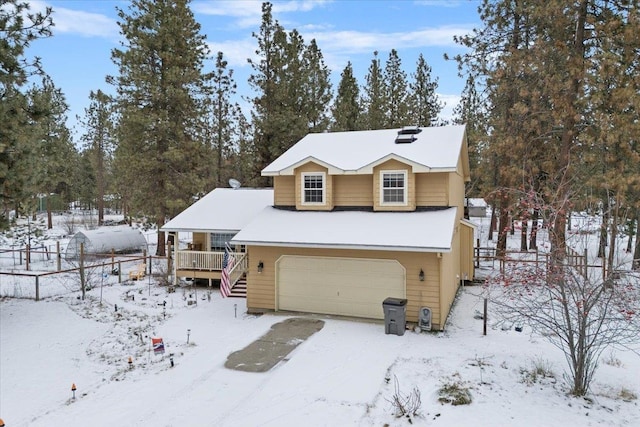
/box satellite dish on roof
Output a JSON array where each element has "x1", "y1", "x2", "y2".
[{"x1": 229, "y1": 178, "x2": 241, "y2": 189}]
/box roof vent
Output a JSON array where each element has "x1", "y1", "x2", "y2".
[
  {"x1": 395, "y1": 126, "x2": 422, "y2": 143},
  {"x1": 399, "y1": 126, "x2": 422, "y2": 135}
]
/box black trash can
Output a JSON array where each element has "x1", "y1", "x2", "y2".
[{"x1": 382, "y1": 297, "x2": 407, "y2": 336}]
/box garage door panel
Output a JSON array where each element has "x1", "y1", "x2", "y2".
[{"x1": 277, "y1": 256, "x2": 405, "y2": 319}]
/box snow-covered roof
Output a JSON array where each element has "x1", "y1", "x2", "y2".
[
  {"x1": 231, "y1": 207, "x2": 458, "y2": 252},
  {"x1": 467, "y1": 198, "x2": 487, "y2": 207},
  {"x1": 161, "y1": 188, "x2": 274, "y2": 233},
  {"x1": 262, "y1": 125, "x2": 467, "y2": 176}
]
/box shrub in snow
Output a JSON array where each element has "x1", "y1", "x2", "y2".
[
  {"x1": 437, "y1": 375, "x2": 472, "y2": 406},
  {"x1": 386, "y1": 376, "x2": 422, "y2": 421},
  {"x1": 519, "y1": 358, "x2": 556, "y2": 386}
]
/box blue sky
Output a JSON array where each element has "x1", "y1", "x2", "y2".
[{"x1": 25, "y1": 0, "x2": 481, "y2": 139}]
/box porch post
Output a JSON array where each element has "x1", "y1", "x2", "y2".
[{"x1": 173, "y1": 232, "x2": 178, "y2": 286}]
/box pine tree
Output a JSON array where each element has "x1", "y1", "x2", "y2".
[
  {"x1": 0, "y1": 0, "x2": 52, "y2": 227},
  {"x1": 453, "y1": 0, "x2": 640, "y2": 396},
  {"x1": 361, "y1": 51, "x2": 386, "y2": 130},
  {"x1": 78, "y1": 89, "x2": 115, "y2": 225},
  {"x1": 30, "y1": 77, "x2": 75, "y2": 228},
  {"x1": 331, "y1": 61, "x2": 361, "y2": 131},
  {"x1": 383, "y1": 49, "x2": 410, "y2": 128},
  {"x1": 109, "y1": 0, "x2": 210, "y2": 255},
  {"x1": 409, "y1": 54, "x2": 443, "y2": 127},
  {"x1": 453, "y1": 75, "x2": 486, "y2": 197},
  {"x1": 249, "y1": 2, "x2": 332, "y2": 184},
  {"x1": 301, "y1": 39, "x2": 332, "y2": 133},
  {"x1": 206, "y1": 51, "x2": 244, "y2": 189},
  {"x1": 248, "y1": 2, "x2": 293, "y2": 185}
]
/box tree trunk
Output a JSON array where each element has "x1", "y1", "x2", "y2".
[
  {"x1": 633, "y1": 210, "x2": 640, "y2": 270},
  {"x1": 529, "y1": 208, "x2": 539, "y2": 250},
  {"x1": 497, "y1": 199, "x2": 510, "y2": 258},
  {"x1": 47, "y1": 203, "x2": 53, "y2": 229},
  {"x1": 598, "y1": 195, "x2": 609, "y2": 258},
  {"x1": 489, "y1": 204, "x2": 497, "y2": 241},
  {"x1": 551, "y1": 0, "x2": 588, "y2": 263},
  {"x1": 607, "y1": 194, "x2": 620, "y2": 276},
  {"x1": 521, "y1": 219, "x2": 528, "y2": 251},
  {"x1": 97, "y1": 143, "x2": 104, "y2": 226},
  {"x1": 626, "y1": 217, "x2": 633, "y2": 253},
  {"x1": 156, "y1": 214, "x2": 166, "y2": 256}
]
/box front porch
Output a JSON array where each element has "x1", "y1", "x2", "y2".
[{"x1": 173, "y1": 250, "x2": 248, "y2": 293}]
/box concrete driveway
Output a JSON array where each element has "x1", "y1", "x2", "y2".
[{"x1": 224, "y1": 317, "x2": 325, "y2": 372}]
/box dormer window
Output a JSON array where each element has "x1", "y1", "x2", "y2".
[
  {"x1": 381, "y1": 171, "x2": 407, "y2": 205},
  {"x1": 302, "y1": 172, "x2": 325, "y2": 205}
]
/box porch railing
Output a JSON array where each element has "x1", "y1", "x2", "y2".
[
  {"x1": 228, "y1": 253, "x2": 247, "y2": 287},
  {"x1": 176, "y1": 250, "x2": 247, "y2": 272}
]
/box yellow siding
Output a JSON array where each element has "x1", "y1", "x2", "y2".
[
  {"x1": 333, "y1": 175, "x2": 374, "y2": 206},
  {"x1": 245, "y1": 245, "x2": 453, "y2": 329},
  {"x1": 460, "y1": 221, "x2": 475, "y2": 281},
  {"x1": 274, "y1": 176, "x2": 295, "y2": 206},
  {"x1": 415, "y1": 173, "x2": 448, "y2": 206},
  {"x1": 373, "y1": 159, "x2": 416, "y2": 211},
  {"x1": 448, "y1": 157, "x2": 466, "y2": 217},
  {"x1": 439, "y1": 251, "x2": 460, "y2": 329},
  {"x1": 440, "y1": 234, "x2": 460, "y2": 329},
  {"x1": 294, "y1": 162, "x2": 333, "y2": 211},
  {"x1": 192, "y1": 232, "x2": 206, "y2": 251}
]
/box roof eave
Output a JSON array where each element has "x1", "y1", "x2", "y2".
[
  {"x1": 262, "y1": 156, "x2": 343, "y2": 176},
  {"x1": 161, "y1": 227, "x2": 240, "y2": 234},
  {"x1": 230, "y1": 240, "x2": 452, "y2": 253}
]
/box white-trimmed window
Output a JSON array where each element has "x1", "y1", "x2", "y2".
[
  {"x1": 301, "y1": 172, "x2": 325, "y2": 205},
  {"x1": 381, "y1": 170, "x2": 407, "y2": 205}
]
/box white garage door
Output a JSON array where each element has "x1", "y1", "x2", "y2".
[{"x1": 276, "y1": 256, "x2": 405, "y2": 319}]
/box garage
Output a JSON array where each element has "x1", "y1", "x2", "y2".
[{"x1": 276, "y1": 256, "x2": 406, "y2": 319}]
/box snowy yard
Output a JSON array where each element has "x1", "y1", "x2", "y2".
[{"x1": 1, "y1": 212, "x2": 639, "y2": 426}]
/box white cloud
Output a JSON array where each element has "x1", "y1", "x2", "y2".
[
  {"x1": 207, "y1": 39, "x2": 257, "y2": 69},
  {"x1": 438, "y1": 93, "x2": 462, "y2": 122},
  {"x1": 194, "y1": 0, "x2": 333, "y2": 28},
  {"x1": 308, "y1": 25, "x2": 472, "y2": 54},
  {"x1": 29, "y1": 1, "x2": 118, "y2": 38}
]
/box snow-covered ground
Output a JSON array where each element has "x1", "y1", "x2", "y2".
[{"x1": 1, "y1": 211, "x2": 639, "y2": 426}]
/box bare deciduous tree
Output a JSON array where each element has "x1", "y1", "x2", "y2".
[{"x1": 486, "y1": 252, "x2": 640, "y2": 396}]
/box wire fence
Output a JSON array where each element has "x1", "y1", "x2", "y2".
[{"x1": 0, "y1": 252, "x2": 171, "y2": 300}]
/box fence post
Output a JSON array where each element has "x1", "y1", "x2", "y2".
[
  {"x1": 26, "y1": 244, "x2": 30, "y2": 271},
  {"x1": 56, "y1": 241, "x2": 61, "y2": 271},
  {"x1": 35, "y1": 275, "x2": 40, "y2": 301},
  {"x1": 483, "y1": 298, "x2": 488, "y2": 336},
  {"x1": 111, "y1": 249, "x2": 115, "y2": 270},
  {"x1": 118, "y1": 260, "x2": 122, "y2": 284}
]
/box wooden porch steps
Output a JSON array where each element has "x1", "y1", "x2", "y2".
[{"x1": 229, "y1": 277, "x2": 247, "y2": 298}]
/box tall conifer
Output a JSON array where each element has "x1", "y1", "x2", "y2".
[
  {"x1": 361, "y1": 51, "x2": 386, "y2": 130},
  {"x1": 109, "y1": 0, "x2": 210, "y2": 255},
  {"x1": 331, "y1": 62, "x2": 361, "y2": 131}
]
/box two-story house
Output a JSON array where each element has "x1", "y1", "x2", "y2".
[{"x1": 232, "y1": 124, "x2": 475, "y2": 330}]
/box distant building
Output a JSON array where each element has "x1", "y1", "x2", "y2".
[{"x1": 466, "y1": 198, "x2": 487, "y2": 218}]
